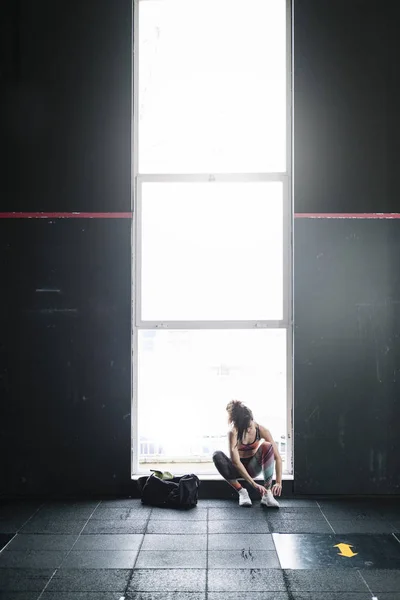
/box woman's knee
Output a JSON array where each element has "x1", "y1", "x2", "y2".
[
  {"x1": 261, "y1": 440, "x2": 272, "y2": 449},
  {"x1": 212, "y1": 450, "x2": 225, "y2": 464},
  {"x1": 260, "y1": 440, "x2": 274, "y2": 456}
]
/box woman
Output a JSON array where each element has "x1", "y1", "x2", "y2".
[{"x1": 213, "y1": 400, "x2": 282, "y2": 507}]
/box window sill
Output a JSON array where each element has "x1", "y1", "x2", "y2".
[{"x1": 132, "y1": 472, "x2": 294, "y2": 481}]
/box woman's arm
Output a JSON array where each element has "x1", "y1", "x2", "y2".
[
  {"x1": 228, "y1": 430, "x2": 259, "y2": 489},
  {"x1": 259, "y1": 424, "x2": 283, "y2": 496}
]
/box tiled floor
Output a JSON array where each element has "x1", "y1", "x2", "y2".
[{"x1": 1, "y1": 497, "x2": 400, "y2": 599}]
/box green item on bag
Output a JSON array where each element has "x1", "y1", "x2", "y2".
[{"x1": 150, "y1": 470, "x2": 174, "y2": 480}]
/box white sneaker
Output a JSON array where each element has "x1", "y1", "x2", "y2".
[
  {"x1": 260, "y1": 489, "x2": 280, "y2": 508},
  {"x1": 238, "y1": 488, "x2": 252, "y2": 507}
]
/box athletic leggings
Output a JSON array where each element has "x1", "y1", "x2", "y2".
[{"x1": 213, "y1": 441, "x2": 275, "y2": 491}]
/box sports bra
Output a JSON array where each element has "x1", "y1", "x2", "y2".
[{"x1": 237, "y1": 424, "x2": 261, "y2": 453}]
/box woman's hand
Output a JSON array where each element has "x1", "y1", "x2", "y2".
[
  {"x1": 271, "y1": 482, "x2": 282, "y2": 497},
  {"x1": 254, "y1": 483, "x2": 267, "y2": 496}
]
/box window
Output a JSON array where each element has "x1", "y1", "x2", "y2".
[
  {"x1": 139, "y1": 181, "x2": 284, "y2": 322},
  {"x1": 133, "y1": 0, "x2": 292, "y2": 476},
  {"x1": 137, "y1": 329, "x2": 287, "y2": 471},
  {"x1": 138, "y1": 0, "x2": 287, "y2": 174}
]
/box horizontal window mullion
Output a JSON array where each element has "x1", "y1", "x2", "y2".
[
  {"x1": 135, "y1": 321, "x2": 289, "y2": 329},
  {"x1": 136, "y1": 173, "x2": 289, "y2": 184}
]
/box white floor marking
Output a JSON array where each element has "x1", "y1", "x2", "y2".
[
  {"x1": 357, "y1": 569, "x2": 377, "y2": 600},
  {"x1": 316, "y1": 501, "x2": 336, "y2": 533}
]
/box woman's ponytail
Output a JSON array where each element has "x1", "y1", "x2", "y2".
[{"x1": 226, "y1": 400, "x2": 254, "y2": 446}]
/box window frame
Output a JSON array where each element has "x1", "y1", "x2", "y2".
[{"x1": 131, "y1": 0, "x2": 293, "y2": 476}]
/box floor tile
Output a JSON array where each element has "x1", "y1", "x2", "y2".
[
  {"x1": 381, "y1": 508, "x2": 400, "y2": 520},
  {"x1": 0, "y1": 550, "x2": 67, "y2": 569},
  {"x1": 366, "y1": 595, "x2": 400, "y2": 600},
  {"x1": 146, "y1": 521, "x2": 206, "y2": 534},
  {"x1": 319, "y1": 506, "x2": 388, "y2": 521},
  {"x1": 208, "y1": 568, "x2": 286, "y2": 591},
  {"x1": 91, "y1": 507, "x2": 151, "y2": 520},
  {"x1": 284, "y1": 569, "x2": 367, "y2": 592},
  {"x1": 369, "y1": 592, "x2": 400, "y2": 600},
  {"x1": 208, "y1": 594, "x2": 289, "y2": 600},
  {"x1": 126, "y1": 593, "x2": 206, "y2": 600},
  {"x1": 99, "y1": 499, "x2": 144, "y2": 508},
  {"x1": 329, "y1": 520, "x2": 396, "y2": 534},
  {"x1": 0, "y1": 593, "x2": 41, "y2": 600},
  {"x1": 37, "y1": 503, "x2": 98, "y2": 520},
  {"x1": 323, "y1": 509, "x2": 389, "y2": 522},
  {"x1": 274, "y1": 533, "x2": 400, "y2": 569},
  {"x1": 141, "y1": 534, "x2": 206, "y2": 551},
  {"x1": 128, "y1": 569, "x2": 206, "y2": 592},
  {"x1": 208, "y1": 549, "x2": 280, "y2": 568},
  {"x1": 82, "y1": 520, "x2": 147, "y2": 534},
  {"x1": 277, "y1": 500, "x2": 317, "y2": 508},
  {"x1": 208, "y1": 533, "x2": 275, "y2": 551},
  {"x1": 208, "y1": 520, "x2": 270, "y2": 534},
  {"x1": 42, "y1": 593, "x2": 124, "y2": 600},
  {"x1": 289, "y1": 595, "x2": 371, "y2": 600},
  {"x1": 0, "y1": 503, "x2": 42, "y2": 522},
  {"x1": 0, "y1": 568, "x2": 53, "y2": 592},
  {"x1": 265, "y1": 510, "x2": 325, "y2": 522},
  {"x1": 135, "y1": 550, "x2": 206, "y2": 568},
  {"x1": 269, "y1": 520, "x2": 332, "y2": 534},
  {"x1": 6, "y1": 534, "x2": 77, "y2": 551},
  {"x1": 208, "y1": 508, "x2": 267, "y2": 521},
  {"x1": 318, "y1": 500, "x2": 381, "y2": 510},
  {"x1": 198, "y1": 499, "x2": 238, "y2": 507},
  {"x1": 149, "y1": 508, "x2": 207, "y2": 521},
  {"x1": 74, "y1": 534, "x2": 143, "y2": 551},
  {"x1": 0, "y1": 521, "x2": 27, "y2": 534},
  {"x1": 61, "y1": 550, "x2": 138, "y2": 569},
  {"x1": 46, "y1": 568, "x2": 130, "y2": 592},
  {"x1": 19, "y1": 518, "x2": 86, "y2": 535},
  {"x1": 358, "y1": 569, "x2": 400, "y2": 592},
  {"x1": 267, "y1": 507, "x2": 322, "y2": 515},
  {"x1": 0, "y1": 534, "x2": 13, "y2": 551}
]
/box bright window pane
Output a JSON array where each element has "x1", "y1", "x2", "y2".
[
  {"x1": 138, "y1": 0, "x2": 287, "y2": 173},
  {"x1": 140, "y1": 181, "x2": 283, "y2": 321},
  {"x1": 138, "y1": 329, "x2": 287, "y2": 469}
]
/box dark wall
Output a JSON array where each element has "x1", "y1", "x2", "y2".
[
  {"x1": 293, "y1": 0, "x2": 400, "y2": 494},
  {"x1": 294, "y1": 219, "x2": 400, "y2": 494},
  {"x1": 294, "y1": 0, "x2": 399, "y2": 214},
  {"x1": 1, "y1": 0, "x2": 132, "y2": 212},
  {"x1": 0, "y1": 219, "x2": 132, "y2": 496},
  {"x1": 0, "y1": 0, "x2": 133, "y2": 497}
]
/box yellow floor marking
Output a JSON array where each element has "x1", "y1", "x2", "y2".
[{"x1": 334, "y1": 543, "x2": 358, "y2": 557}]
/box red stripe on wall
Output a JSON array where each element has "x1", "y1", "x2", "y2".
[
  {"x1": 294, "y1": 213, "x2": 400, "y2": 219},
  {"x1": 0, "y1": 212, "x2": 133, "y2": 219}
]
